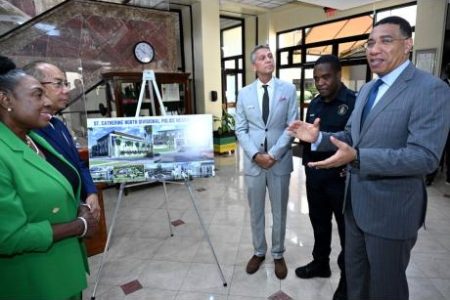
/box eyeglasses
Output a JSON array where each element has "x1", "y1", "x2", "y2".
[
  {"x1": 41, "y1": 80, "x2": 71, "y2": 89},
  {"x1": 364, "y1": 37, "x2": 409, "y2": 49}
]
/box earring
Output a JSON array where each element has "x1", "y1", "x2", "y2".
[{"x1": 7, "y1": 108, "x2": 12, "y2": 112}]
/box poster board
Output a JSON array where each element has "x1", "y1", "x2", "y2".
[
  {"x1": 415, "y1": 48, "x2": 436, "y2": 74},
  {"x1": 87, "y1": 114, "x2": 214, "y2": 183},
  {"x1": 161, "y1": 83, "x2": 181, "y2": 102}
]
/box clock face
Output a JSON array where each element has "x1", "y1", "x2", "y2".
[{"x1": 133, "y1": 41, "x2": 155, "y2": 64}]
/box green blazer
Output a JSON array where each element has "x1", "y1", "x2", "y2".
[{"x1": 0, "y1": 122, "x2": 88, "y2": 300}]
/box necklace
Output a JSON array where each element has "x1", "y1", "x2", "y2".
[{"x1": 25, "y1": 135, "x2": 45, "y2": 159}]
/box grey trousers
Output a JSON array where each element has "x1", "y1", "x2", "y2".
[
  {"x1": 245, "y1": 171, "x2": 290, "y2": 259},
  {"x1": 345, "y1": 204, "x2": 417, "y2": 300}
]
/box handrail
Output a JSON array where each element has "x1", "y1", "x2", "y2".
[{"x1": 0, "y1": 0, "x2": 73, "y2": 40}]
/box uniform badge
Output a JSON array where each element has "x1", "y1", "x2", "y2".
[{"x1": 337, "y1": 104, "x2": 348, "y2": 116}]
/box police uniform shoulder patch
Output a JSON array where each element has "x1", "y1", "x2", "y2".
[{"x1": 337, "y1": 104, "x2": 349, "y2": 116}]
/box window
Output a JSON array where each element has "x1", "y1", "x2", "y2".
[
  {"x1": 376, "y1": 5, "x2": 417, "y2": 26},
  {"x1": 278, "y1": 30, "x2": 302, "y2": 47},
  {"x1": 223, "y1": 26, "x2": 243, "y2": 58},
  {"x1": 276, "y1": 2, "x2": 417, "y2": 120},
  {"x1": 220, "y1": 16, "x2": 245, "y2": 114},
  {"x1": 304, "y1": 16, "x2": 372, "y2": 44}
]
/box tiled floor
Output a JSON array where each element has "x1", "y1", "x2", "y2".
[{"x1": 85, "y1": 149, "x2": 450, "y2": 300}]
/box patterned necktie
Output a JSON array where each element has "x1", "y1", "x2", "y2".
[
  {"x1": 361, "y1": 79, "x2": 383, "y2": 127},
  {"x1": 262, "y1": 85, "x2": 269, "y2": 124}
]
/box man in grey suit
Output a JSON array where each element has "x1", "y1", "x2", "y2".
[
  {"x1": 236, "y1": 45, "x2": 298, "y2": 280},
  {"x1": 288, "y1": 16, "x2": 450, "y2": 299}
]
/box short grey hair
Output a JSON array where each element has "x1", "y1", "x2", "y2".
[{"x1": 250, "y1": 44, "x2": 271, "y2": 64}]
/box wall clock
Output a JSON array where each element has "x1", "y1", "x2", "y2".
[{"x1": 133, "y1": 41, "x2": 155, "y2": 64}]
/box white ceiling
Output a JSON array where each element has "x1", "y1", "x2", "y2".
[
  {"x1": 221, "y1": 0, "x2": 385, "y2": 10},
  {"x1": 296, "y1": 0, "x2": 384, "y2": 10},
  {"x1": 218, "y1": 0, "x2": 387, "y2": 29},
  {"x1": 219, "y1": 0, "x2": 294, "y2": 9},
  {"x1": 122, "y1": 0, "x2": 388, "y2": 11}
]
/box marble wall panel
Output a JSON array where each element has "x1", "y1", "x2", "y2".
[
  {"x1": 8, "y1": 0, "x2": 37, "y2": 17},
  {"x1": 0, "y1": 0, "x2": 177, "y2": 91}
]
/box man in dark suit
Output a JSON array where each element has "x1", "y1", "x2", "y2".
[
  {"x1": 426, "y1": 62, "x2": 450, "y2": 186},
  {"x1": 429, "y1": 63, "x2": 450, "y2": 187},
  {"x1": 295, "y1": 55, "x2": 355, "y2": 300},
  {"x1": 444, "y1": 63, "x2": 450, "y2": 186},
  {"x1": 23, "y1": 62, "x2": 100, "y2": 220},
  {"x1": 288, "y1": 16, "x2": 450, "y2": 300}
]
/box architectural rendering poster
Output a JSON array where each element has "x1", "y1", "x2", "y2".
[{"x1": 87, "y1": 115, "x2": 215, "y2": 183}]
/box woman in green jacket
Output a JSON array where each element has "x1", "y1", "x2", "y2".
[{"x1": 0, "y1": 68, "x2": 98, "y2": 300}]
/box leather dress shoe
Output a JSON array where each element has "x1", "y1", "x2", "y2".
[
  {"x1": 333, "y1": 276, "x2": 347, "y2": 300},
  {"x1": 274, "y1": 258, "x2": 288, "y2": 279},
  {"x1": 246, "y1": 255, "x2": 265, "y2": 274},
  {"x1": 295, "y1": 260, "x2": 331, "y2": 279}
]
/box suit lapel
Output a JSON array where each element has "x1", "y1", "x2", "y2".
[
  {"x1": 267, "y1": 78, "x2": 282, "y2": 125},
  {"x1": 249, "y1": 81, "x2": 265, "y2": 126},
  {"x1": 0, "y1": 123, "x2": 77, "y2": 199},
  {"x1": 250, "y1": 78, "x2": 282, "y2": 126},
  {"x1": 360, "y1": 79, "x2": 407, "y2": 137},
  {"x1": 31, "y1": 135, "x2": 79, "y2": 200},
  {"x1": 37, "y1": 119, "x2": 72, "y2": 158},
  {"x1": 353, "y1": 83, "x2": 372, "y2": 137},
  {"x1": 358, "y1": 64, "x2": 415, "y2": 140},
  {"x1": 36, "y1": 126, "x2": 62, "y2": 152},
  {"x1": 22, "y1": 149, "x2": 75, "y2": 198}
]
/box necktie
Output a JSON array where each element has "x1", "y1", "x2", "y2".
[
  {"x1": 262, "y1": 85, "x2": 269, "y2": 152},
  {"x1": 262, "y1": 85, "x2": 269, "y2": 124},
  {"x1": 361, "y1": 79, "x2": 383, "y2": 127}
]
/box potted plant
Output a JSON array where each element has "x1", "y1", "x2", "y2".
[{"x1": 213, "y1": 106, "x2": 236, "y2": 154}]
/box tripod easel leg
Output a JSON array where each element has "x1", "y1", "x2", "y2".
[
  {"x1": 162, "y1": 180, "x2": 174, "y2": 237},
  {"x1": 184, "y1": 179, "x2": 228, "y2": 287},
  {"x1": 90, "y1": 178, "x2": 226, "y2": 299},
  {"x1": 90, "y1": 182, "x2": 126, "y2": 300}
]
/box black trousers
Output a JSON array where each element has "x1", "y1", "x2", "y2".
[{"x1": 305, "y1": 167, "x2": 346, "y2": 273}]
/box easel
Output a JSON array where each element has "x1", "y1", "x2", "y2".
[{"x1": 90, "y1": 71, "x2": 227, "y2": 300}]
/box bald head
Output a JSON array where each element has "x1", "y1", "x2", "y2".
[
  {"x1": 23, "y1": 62, "x2": 70, "y2": 113},
  {"x1": 23, "y1": 62, "x2": 61, "y2": 82}
]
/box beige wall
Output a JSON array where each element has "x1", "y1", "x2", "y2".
[
  {"x1": 414, "y1": 0, "x2": 448, "y2": 75},
  {"x1": 192, "y1": 0, "x2": 223, "y2": 118},
  {"x1": 244, "y1": 15, "x2": 257, "y2": 85},
  {"x1": 268, "y1": 0, "x2": 411, "y2": 33}
]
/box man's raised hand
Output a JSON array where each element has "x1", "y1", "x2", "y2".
[{"x1": 287, "y1": 118, "x2": 321, "y2": 143}]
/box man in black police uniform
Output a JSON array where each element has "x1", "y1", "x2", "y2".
[
  {"x1": 295, "y1": 55, "x2": 355, "y2": 300},
  {"x1": 426, "y1": 62, "x2": 450, "y2": 186}
]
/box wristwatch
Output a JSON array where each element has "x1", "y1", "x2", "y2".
[{"x1": 351, "y1": 147, "x2": 360, "y2": 169}]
